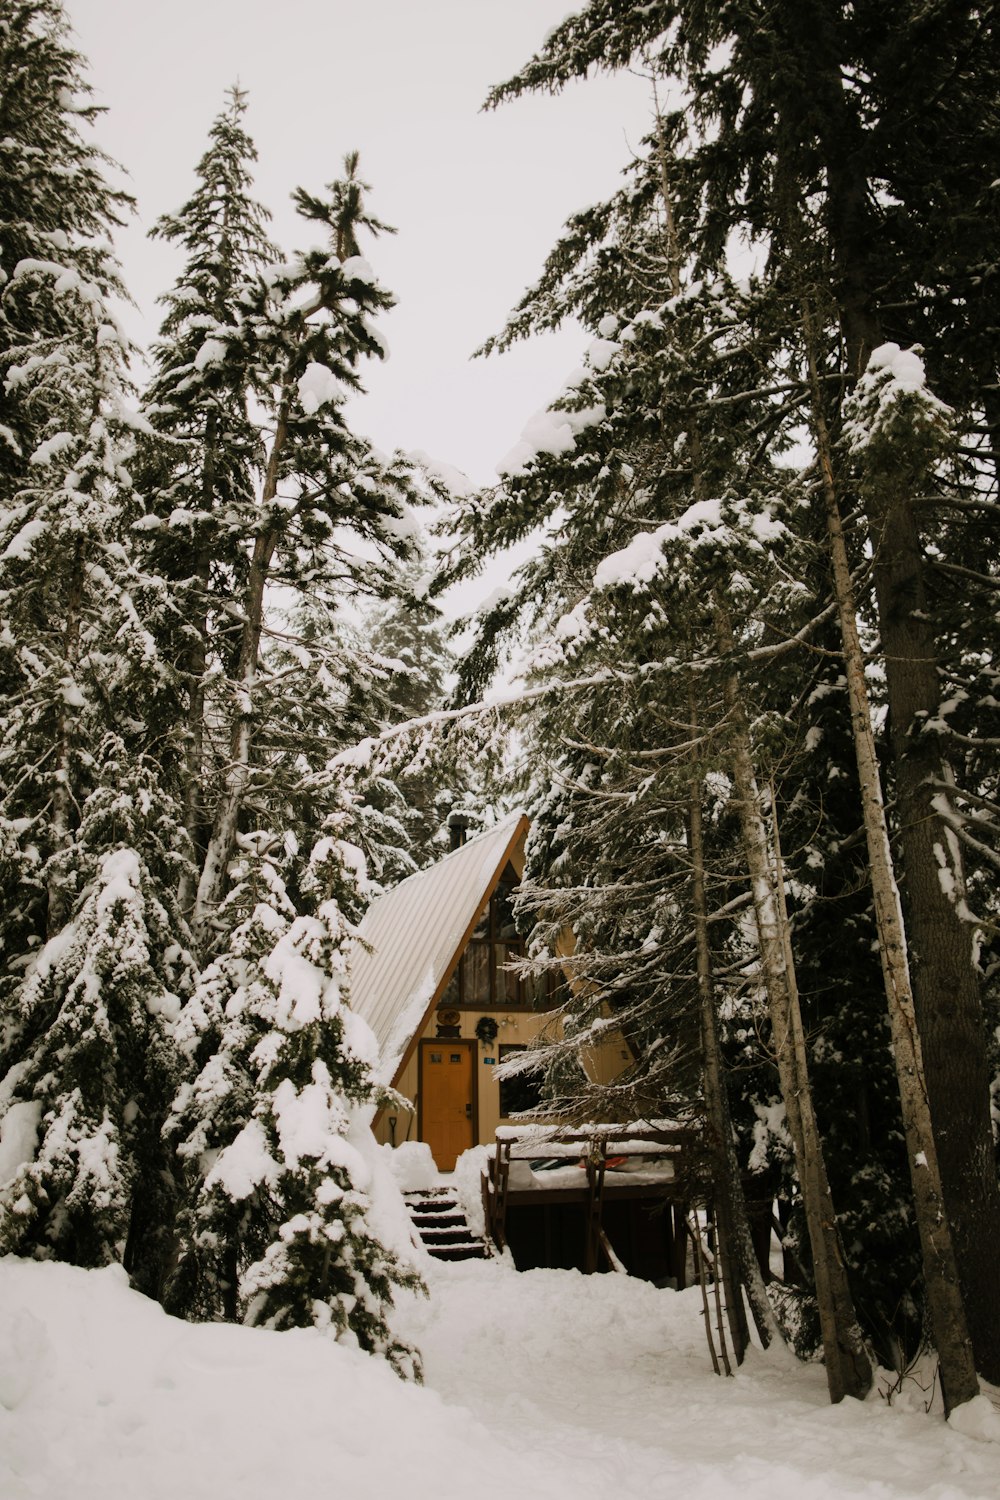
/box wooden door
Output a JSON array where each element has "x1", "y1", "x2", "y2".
[{"x1": 420, "y1": 1040, "x2": 475, "y2": 1171}]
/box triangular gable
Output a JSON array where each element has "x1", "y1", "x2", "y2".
[{"x1": 349, "y1": 810, "x2": 529, "y2": 1085}]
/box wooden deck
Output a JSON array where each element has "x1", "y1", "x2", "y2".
[{"x1": 481, "y1": 1123, "x2": 696, "y2": 1281}]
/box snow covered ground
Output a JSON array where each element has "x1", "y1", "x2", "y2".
[{"x1": 1, "y1": 1247, "x2": 997, "y2": 1500}]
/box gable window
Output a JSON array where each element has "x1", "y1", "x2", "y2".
[
  {"x1": 440, "y1": 869, "x2": 521, "y2": 1008},
  {"x1": 461, "y1": 876, "x2": 523, "y2": 1004},
  {"x1": 438, "y1": 865, "x2": 564, "y2": 1011}
]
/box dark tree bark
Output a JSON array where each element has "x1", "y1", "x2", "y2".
[
  {"x1": 687, "y1": 687, "x2": 776, "y2": 1358},
  {"x1": 770, "y1": 9, "x2": 1000, "y2": 1384},
  {"x1": 716, "y1": 607, "x2": 872, "y2": 1404}
]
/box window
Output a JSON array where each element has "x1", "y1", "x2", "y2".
[
  {"x1": 440, "y1": 870, "x2": 525, "y2": 1008},
  {"x1": 498, "y1": 1044, "x2": 543, "y2": 1117},
  {"x1": 438, "y1": 868, "x2": 566, "y2": 1011}
]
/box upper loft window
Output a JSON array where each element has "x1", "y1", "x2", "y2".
[{"x1": 439, "y1": 866, "x2": 562, "y2": 1011}]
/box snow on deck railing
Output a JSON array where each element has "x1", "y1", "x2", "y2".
[{"x1": 493, "y1": 1121, "x2": 689, "y2": 1157}]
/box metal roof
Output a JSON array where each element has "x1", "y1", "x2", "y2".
[{"x1": 348, "y1": 810, "x2": 529, "y2": 1083}]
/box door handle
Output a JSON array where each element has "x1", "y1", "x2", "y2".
[{"x1": 465, "y1": 1103, "x2": 472, "y2": 1118}]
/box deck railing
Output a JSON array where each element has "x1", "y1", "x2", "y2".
[{"x1": 482, "y1": 1121, "x2": 694, "y2": 1275}]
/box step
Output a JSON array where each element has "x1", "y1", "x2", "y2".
[
  {"x1": 426, "y1": 1241, "x2": 490, "y2": 1261},
  {"x1": 403, "y1": 1190, "x2": 490, "y2": 1262},
  {"x1": 420, "y1": 1227, "x2": 477, "y2": 1246}
]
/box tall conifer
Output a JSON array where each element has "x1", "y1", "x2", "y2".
[
  {"x1": 482, "y1": 0, "x2": 999, "y2": 1401},
  {"x1": 138, "y1": 86, "x2": 274, "y2": 913}
]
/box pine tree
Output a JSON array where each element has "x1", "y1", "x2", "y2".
[
  {"x1": 0, "y1": 0, "x2": 144, "y2": 943},
  {"x1": 456, "y1": 168, "x2": 876, "y2": 1382},
  {"x1": 360, "y1": 551, "x2": 469, "y2": 867},
  {"x1": 0, "y1": 4, "x2": 199, "y2": 1301},
  {"x1": 0, "y1": 18, "x2": 432, "y2": 1370},
  {"x1": 186, "y1": 152, "x2": 431, "y2": 948},
  {"x1": 483, "y1": 0, "x2": 999, "y2": 1402},
  {"x1": 0, "y1": 740, "x2": 195, "y2": 1294},
  {"x1": 250, "y1": 601, "x2": 419, "y2": 899},
  {"x1": 0, "y1": 0, "x2": 131, "y2": 486},
  {"x1": 137, "y1": 86, "x2": 274, "y2": 912},
  {"x1": 164, "y1": 833, "x2": 422, "y2": 1375}
]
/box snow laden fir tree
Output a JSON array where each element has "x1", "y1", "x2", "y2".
[
  {"x1": 166, "y1": 833, "x2": 422, "y2": 1379},
  {"x1": 0, "y1": 1, "x2": 193, "y2": 1301},
  {"x1": 0, "y1": 746, "x2": 194, "y2": 1297},
  {"x1": 1, "y1": 5, "x2": 432, "y2": 1382},
  {"x1": 442, "y1": 0, "x2": 1000, "y2": 1418}
]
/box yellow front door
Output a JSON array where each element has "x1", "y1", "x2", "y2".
[{"x1": 420, "y1": 1040, "x2": 475, "y2": 1171}]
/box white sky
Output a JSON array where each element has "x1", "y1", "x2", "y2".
[{"x1": 65, "y1": 1, "x2": 653, "y2": 493}]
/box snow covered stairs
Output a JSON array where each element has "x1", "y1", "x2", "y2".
[{"x1": 404, "y1": 1188, "x2": 491, "y2": 1262}]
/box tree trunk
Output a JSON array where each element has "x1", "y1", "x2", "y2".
[
  {"x1": 681, "y1": 318, "x2": 859, "y2": 1388},
  {"x1": 804, "y1": 341, "x2": 980, "y2": 1413},
  {"x1": 865, "y1": 486, "x2": 1000, "y2": 1386},
  {"x1": 715, "y1": 605, "x2": 872, "y2": 1403},
  {"x1": 687, "y1": 711, "x2": 775, "y2": 1355},
  {"x1": 177, "y1": 546, "x2": 210, "y2": 917},
  {"x1": 178, "y1": 413, "x2": 219, "y2": 915},
  {"x1": 803, "y1": 334, "x2": 977, "y2": 1410},
  {"x1": 813, "y1": 72, "x2": 1000, "y2": 1385},
  {"x1": 192, "y1": 397, "x2": 289, "y2": 943}
]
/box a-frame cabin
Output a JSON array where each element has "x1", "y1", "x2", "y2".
[
  {"x1": 351, "y1": 813, "x2": 705, "y2": 1285},
  {"x1": 349, "y1": 810, "x2": 629, "y2": 1169}
]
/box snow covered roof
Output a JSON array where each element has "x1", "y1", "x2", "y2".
[{"x1": 349, "y1": 810, "x2": 529, "y2": 1084}]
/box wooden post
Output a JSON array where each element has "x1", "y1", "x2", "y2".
[
  {"x1": 584, "y1": 1139, "x2": 607, "y2": 1274},
  {"x1": 672, "y1": 1204, "x2": 689, "y2": 1290}
]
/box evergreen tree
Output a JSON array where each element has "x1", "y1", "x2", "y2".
[
  {"x1": 251, "y1": 601, "x2": 419, "y2": 899},
  {"x1": 457, "y1": 176, "x2": 878, "y2": 1385},
  {"x1": 181, "y1": 151, "x2": 431, "y2": 948},
  {"x1": 457, "y1": 72, "x2": 971, "y2": 1384},
  {"x1": 0, "y1": 740, "x2": 194, "y2": 1295},
  {"x1": 0, "y1": 7, "x2": 197, "y2": 1303},
  {"x1": 0, "y1": 0, "x2": 147, "y2": 944},
  {"x1": 164, "y1": 832, "x2": 422, "y2": 1375},
  {"x1": 361, "y1": 551, "x2": 472, "y2": 867},
  {"x1": 0, "y1": 0, "x2": 131, "y2": 486},
  {"x1": 486, "y1": 0, "x2": 1000, "y2": 1391},
  {"x1": 137, "y1": 86, "x2": 274, "y2": 912},
  {"x1": 0, "y1": 17, "x2": 438, "y2": 1383}
]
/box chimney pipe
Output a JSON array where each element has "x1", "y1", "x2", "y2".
[{"x1": 447, "y1": 812, "x2": 471, "y2": 850}]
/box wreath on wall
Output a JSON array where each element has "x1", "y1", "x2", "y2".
[{"x1": 475, "y1": 1016, "x2": 499, "y2": 1046}]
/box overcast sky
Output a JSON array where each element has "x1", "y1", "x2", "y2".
[{"x1": 65, "y1": 1, "x2": 652, "y2": 497}]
